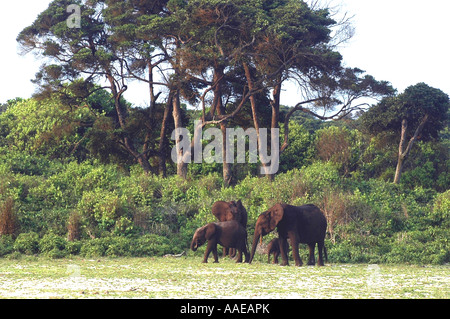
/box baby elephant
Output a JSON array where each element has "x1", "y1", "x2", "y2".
[
  {"x1": 191, "y1": 220, "x2": 249, "y2": 263},
  {"x1": 267, "y1": 238, "x2": 289, "y2": 264}
]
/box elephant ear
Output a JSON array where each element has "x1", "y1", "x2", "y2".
[
  {"x1": 268, "y1": 204, "x2": 285, "y2": 230},
  {"x1": 212, "y1": 201, "x2": 234, "y2": 221}
]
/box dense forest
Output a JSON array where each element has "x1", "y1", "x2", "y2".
[{"x1": 0, "y1": 0, "x2": 448, "y2": 264}]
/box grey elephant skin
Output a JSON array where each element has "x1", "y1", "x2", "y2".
[
  {"x1": 250, "y1": 204, "x2": 327, "y2": 266},
  {"x1": 191, "y1": 220, "x2": 250, "y2": 263}
]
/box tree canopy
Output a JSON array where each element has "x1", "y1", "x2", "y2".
[
  {"x1": 360, "y1": 82, "x2": 449, "y2": 184},
  {"x1": 17, "y1": 0, "x2": 393, "y2": 181}
]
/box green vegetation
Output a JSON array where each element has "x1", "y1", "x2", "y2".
[
  {"x1": 0, "y1": 123, "x2": 448, "y2": 264},
  {"x1": 1, "y1": 0, "x2": 448, "y2": 269}
]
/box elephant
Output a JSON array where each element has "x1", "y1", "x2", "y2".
[
  {"x1": 212, "y1": 200, "x2": 248, "y2": 227},
  {"x1": 249, "y1": 203, "x2": 327, "y2": 266},
  {"x1": 267, "y1": 237, "x2": 289, "y2": 264},
  {"x1": 211, "y1": 200, "x2": 248, "y2": 257},
  {"x1": 191, "y1": 220, "x2": 249, "y2": 263}
]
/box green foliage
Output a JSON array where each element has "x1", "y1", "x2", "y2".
[
  {"x1": 279, "y1": 123, "x2": 315, "y2": 172},
  {"x1": 132, "y1": 234, "x2": 172, "y2": 257},
  {"x1": 0, "y1": 235, "x2": 15, "y2": 256},
  {"x1": 400, "y1": 141, "x2": 450, "y2": 191},
  {"x1": 39, "y1": 233, "x2": 67, "y2": 258},
  {"x1": 4, "y1": 0, "x2": 447, "y2": 266},
  {"x1": 361, "y1": 83, "x2": 449, "y2": 140},
  {"x1": 431, "y1": 190, "x2": 450, "y2": 228},
  {"x1": 0, "y1": 158, "x2": 448, "y2": 264},
  {"x1": 1, "y1": 113, "x2": 448, "y2": 264},
  {"x1": 77, "y1": 188, "x2": 132, "y2": 237},
  {"x1": 14, "y1": 232, "x2": 40, "y2": 255},
  {"x1": 0, "y1": 98, "x2": 94, "y2": 159}
]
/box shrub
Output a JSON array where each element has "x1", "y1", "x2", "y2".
[
  {"x1": 431, "y1": 190, "x2": 450, "y2": 227},
  {"x1": 80, "y1": 238, "x2": 108, "y2": 257},
  {"x1": 132, "y1": 234, "x2": 172, "y2": 257},
  {"x1": 39, "y1": 233, "x2": 67, "y2": 258},
  {"x1": 0, "y1": 235, "x2": 14, "y2": 256},
  {"x1": 78, "y1": 189, "x2": 130, "y2": 237},
  {"x1": 318, "y1": 190, "x2": 349, "y2": 243},
  {"x1": 65, "y1": 240, "x2": 82, "y2": 255},
  {"x1": 279, "y1": 123, "x2": 314, "y2": 173},
  {"x1": 300, "y1": 161, "x2": 342, "y2": 194},
  {"x1": 14, "y1": 232, "x2": 40, "y2": 255},
  {"x1": 105, "y1": 236, "x2": 132, "y2": 257}
]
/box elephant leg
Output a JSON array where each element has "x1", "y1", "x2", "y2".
[
  {"x1": 268, "y1": 253, "x2": 271, "y2": 264},
  {"x1": 203, "y1": 242, "x2": 212, "y2": 263},
  {"x1": 244, "y1": 250, "x2": 250, "y2": 263},
  {"x1": 223, "y1": 247, "x2": 228, "y2": 257},
  {"x1": 279, "y1": 236, "x2": 290, "y2": 266},
  {"x1": 203, "y1": 240, "x2": 218, "y2": 263},
  {"x1": 236, "y1": 250, "x2": 243, "y2": 263},
  {"x1": 202, "y1": 250, "x2": 209, "y2": 263},
  {"x1": 273, "y1": 252, "x2": 279, "y2": 264},
  {"x1": 307, "y1": 243, "x2": 316, "y2": 265},
  {"x1": 212, "y1": 245, "x2": 219, "y2": 263},
  {"x1": 317, "y1": 241, "x2": 325, "y2": 266},
  {"x1": 289, "y1": 233, "x2": 302, "y2": 267}
]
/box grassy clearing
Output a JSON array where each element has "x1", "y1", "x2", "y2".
[{"x1": 0, "y1": 256, "x2": 448, "y2": 299}]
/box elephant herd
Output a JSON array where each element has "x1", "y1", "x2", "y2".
[{"x1": 190, "y1": 200, "x2": 328, "y2": 266}]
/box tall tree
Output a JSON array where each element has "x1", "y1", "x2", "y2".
[
  {"x1": 233, "y1": 0, "x2": 394, "y2": 178},
  {"x1": 17, "y1": 0, "x2": 163, "y2": 174},
  {"x1": 361, "y1": 83, "x2": 449, "y2": 184},
  {"x1": 17, "y1": 0, "x2": 395, "y2": 180}
]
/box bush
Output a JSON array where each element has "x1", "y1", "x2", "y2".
[
  {"x1": 105, "y1": 236, "x2": 132, "y2": 257},
  {"x1": 39, "y1": 233, "x2": 67, "y2": 258},
  {"x1": 300, "y1": 161, "x2": 342, "y2": 195},
  {"x1": 65, "y1": 240, "x2": 82, "y2": 255},
  {"x1": 431, "y1": 190, "x2": 450, "y2": 227},
  {"x1": 80, "y1": 238, "x2": 108, "y2": 257},
  {"x1": 279, "y1": 123, "x2": 314, "y2": 173},
  {"x1": 132, "y1": 234, "x2": 172, "y2": 257},
  {"x1": 14, "y1": 232, "x2": 40, "y2": 255},
  {"x1": 78, "y1": 189, "x2": 131, "y2": 237},
  {"x1": 0, "y1": 235, "x2": 14, "y2": 256}
]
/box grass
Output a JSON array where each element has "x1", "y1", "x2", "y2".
[{"x1": 0, "y1": 256, "x2": 448, "y2": 299}]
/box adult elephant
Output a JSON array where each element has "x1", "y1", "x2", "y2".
[
  {"x1": 211, "y1": 200, "x2": 248, "y2": 257},
  {"x1": 249, "y1": 204, "x2": 327, "y2": 266},
  {"x1": 212, "y1": 200, "x2": 248, "y2": 227}
]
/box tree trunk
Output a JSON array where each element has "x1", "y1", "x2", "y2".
[
  {"x1": 158, "y1": 93, "x2": 173, "y2": 177},
  {"x1": 213, "y1": 65, "x2": 233, "y2": 187},
  {"x1": 172, "y1": 89, "x2": 188, "y2": 179},
  {"x1": 271, "y1": 81, "x2": 282, "y2": 130},
  {"x1": 393, "y1": 114, "x2": 429, "y2": 184},
  {"x1": 243, "y1": 62, "x2": 272, "y2": 179},
  {"x1": 107, "y1": 73, "x2": 153, "y2": 174}
]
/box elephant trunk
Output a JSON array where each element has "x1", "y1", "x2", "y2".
[
  {"x1": 249, "y1": 230, "x2": 262, "y2": 264},
  {"x1": 190, "y1": 239, "x2": 198, "y2": 252}
]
